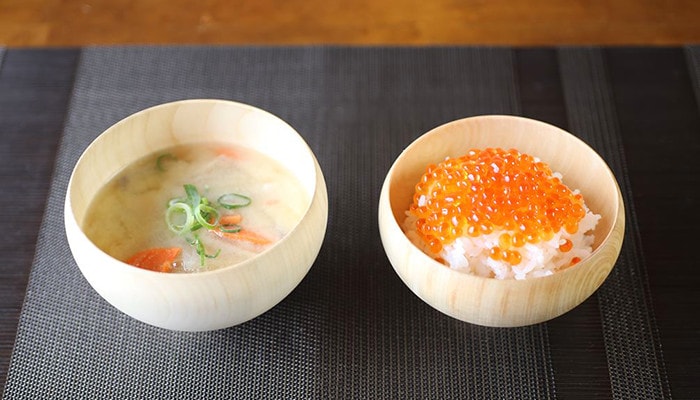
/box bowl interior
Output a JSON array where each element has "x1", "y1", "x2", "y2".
[
  {"x1": 388, "y1": 115, "x2": 619, "y2": 252},
  {"x1": 69, "y1": 99, "x2": 317, "y2": 233}
]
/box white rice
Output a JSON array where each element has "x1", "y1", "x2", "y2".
[{"x1": 403, "y1": 208, "x2": 600, "y2": 280}]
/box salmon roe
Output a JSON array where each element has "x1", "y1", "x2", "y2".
[{"x1": 408, "y1": 148, "x2": 586, "y2": 265}]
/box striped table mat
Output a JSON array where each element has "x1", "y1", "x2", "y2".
[{"x1": 3, "y1": 47, "x2": 682, "y2": 399}]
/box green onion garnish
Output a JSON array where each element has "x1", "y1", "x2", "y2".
[
  {"x1": 184, "y1": 184, "x2": 201, "y2": 209},
  {"x1": 189, "y1": 234, "x2": 222, "y2": 266},
  {"x1": 218, "y1": 193, "x2": 252, "y2": 209},
  {"x1": 219, "y1": 223, "x2": 242, "y2": 233},
  {"x1": 165, "y1": 184, "x2": 252, "y2": 268},
  {"x1": 194, "y1": 203, "x2": 219, "y2": 230},
  {"x1": 166, "y1": 202, "x2": 194, "y2": 234},
  {"x1": 168, "y1": 197, "x2": 186, "y2": 208},
  {"x1": 156, "y1": 153, "x2": 177, "y2": 171}
]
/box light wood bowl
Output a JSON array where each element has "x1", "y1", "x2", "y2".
[
  {"x1": 65, "y1": 99, "x2": 328, "y2": 331},
  {"x1": 378, "y1": 115, "x2": 625, "y2": 327}
]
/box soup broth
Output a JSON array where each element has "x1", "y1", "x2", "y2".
[{"x1": 83, "y1": 142, "x2": 309, "y2": 272}]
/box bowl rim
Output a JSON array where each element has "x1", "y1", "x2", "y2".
[
  {"x1": 65, "y1": 98, "x2": 324, "y2": 279},
  {"x1": 382, "y1": 114, "x2": 625, "y2": 285}
]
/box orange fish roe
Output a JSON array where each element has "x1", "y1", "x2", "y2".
[{"x1": 408, "y1": 148, "x2": 587, "y2": 266}]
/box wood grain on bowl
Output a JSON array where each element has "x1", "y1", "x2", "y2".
[
  {"x1": 65, "y1": 100, "x2": 328, "y2": 331},
  {"x1": 378, "y1": 115, "x2": 625, "y2": 327}
]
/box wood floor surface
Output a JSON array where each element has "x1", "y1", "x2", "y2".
[{"x1": 1, "y1": 0, "x2": 699, "y2": 46}]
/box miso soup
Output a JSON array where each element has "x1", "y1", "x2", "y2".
[{"x1": 83, "y1": 142, "x2": 309, "y2": 273}]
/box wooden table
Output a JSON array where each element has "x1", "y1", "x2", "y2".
[{"x1": 1, "y1": 0, "x2": 699, "y2": 46}]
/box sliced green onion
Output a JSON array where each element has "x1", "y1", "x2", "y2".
[
  {"x1": 194, "y1": 203, "x2": 219, "y2": 230},
  {"x1": 184, "y1": 184, "x2": 201, "y2": 209},
  {"x1": 205, "y1": 249, "x2": 221, "y2": 259},
  {"x1": 191, "y1": 233, "x2": 220, "y2": 266},
  {"x1": 218, "y1": 193, "x2": 251, "y2": 209},
  {"x1": 184, "y1": 236, "x2": 198, "y2": 246},
  {"x1": 156, "y1": 153, "x2": 176, "y2": 171},
  {"x1": 192, "y1": 234, "x2": 206, "y2": 266},
  {"x1": 168, "y1": 197, "x2": 186, "y2": 207},
  {"x1": 219, "y1": 223, "x2": 242, "y2": 233},
  {"x1": 165, "y1": 184, "x2": 249, "y2": 269},
  {"x1": 166, "y1": 202, "x2": 194, "y2": 234}
]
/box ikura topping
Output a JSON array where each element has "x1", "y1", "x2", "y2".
[{"x1": 408, "y1": 148, "x2": 588, "y2": 266}]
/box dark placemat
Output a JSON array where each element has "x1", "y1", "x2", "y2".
[
  {"x1": 2, "y1": 47, "x2": 668, "y2": 399},
  {"x1": 0, "y1": 48, "x2": 81, "y2": 392},
  {"x1": 688, "y1": 47, "x2": 700, "y2": 108},
  {"x1": 557, "y1": 49, "x2": 671, "y2": 399}
]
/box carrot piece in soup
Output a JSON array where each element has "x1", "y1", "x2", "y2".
[
  {"x1": 211, "y1": 214, "x2": 272, "y2": 245},
  {"x1": 222, "y1": 229, "x2": 273, "y2": 245},
  {"x1": 215, "y1": 147, "x2": 242, "y2": 159},
  {"x1": 212, "y1": 228, "x2": 273, "y2": 245},
  {"x1": 218, "y1": 214, "x2": 243, "y2": 225},
  {"x1": 126, "y1": 247, "x2": 181, "y2": 272}
]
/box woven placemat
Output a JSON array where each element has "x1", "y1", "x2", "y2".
[
  {"x1": 687, "y1": 46, "x2": 700, "y2": 111},
  {"x1": 558, "y1": 48, "x2": 671, "y2": 399},
  {"x1": 3, "y1": 47, "x2": 668, "y2": 399}
]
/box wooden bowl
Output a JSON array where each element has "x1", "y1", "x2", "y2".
[
  {"x1": 378, "y1": 115, "x2": 625, "y2": 327},
  {"x1": 65, "y1": 99, "x2": 328, "y2": 331}
]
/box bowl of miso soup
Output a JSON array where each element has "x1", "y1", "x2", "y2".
[{"x1": 65, "y1": 99, "x2": 328, "y2": 331}]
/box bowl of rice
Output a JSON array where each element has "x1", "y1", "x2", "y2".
[{"x1": 378, "y1": 115, "x2": 625, "y2": 327}]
